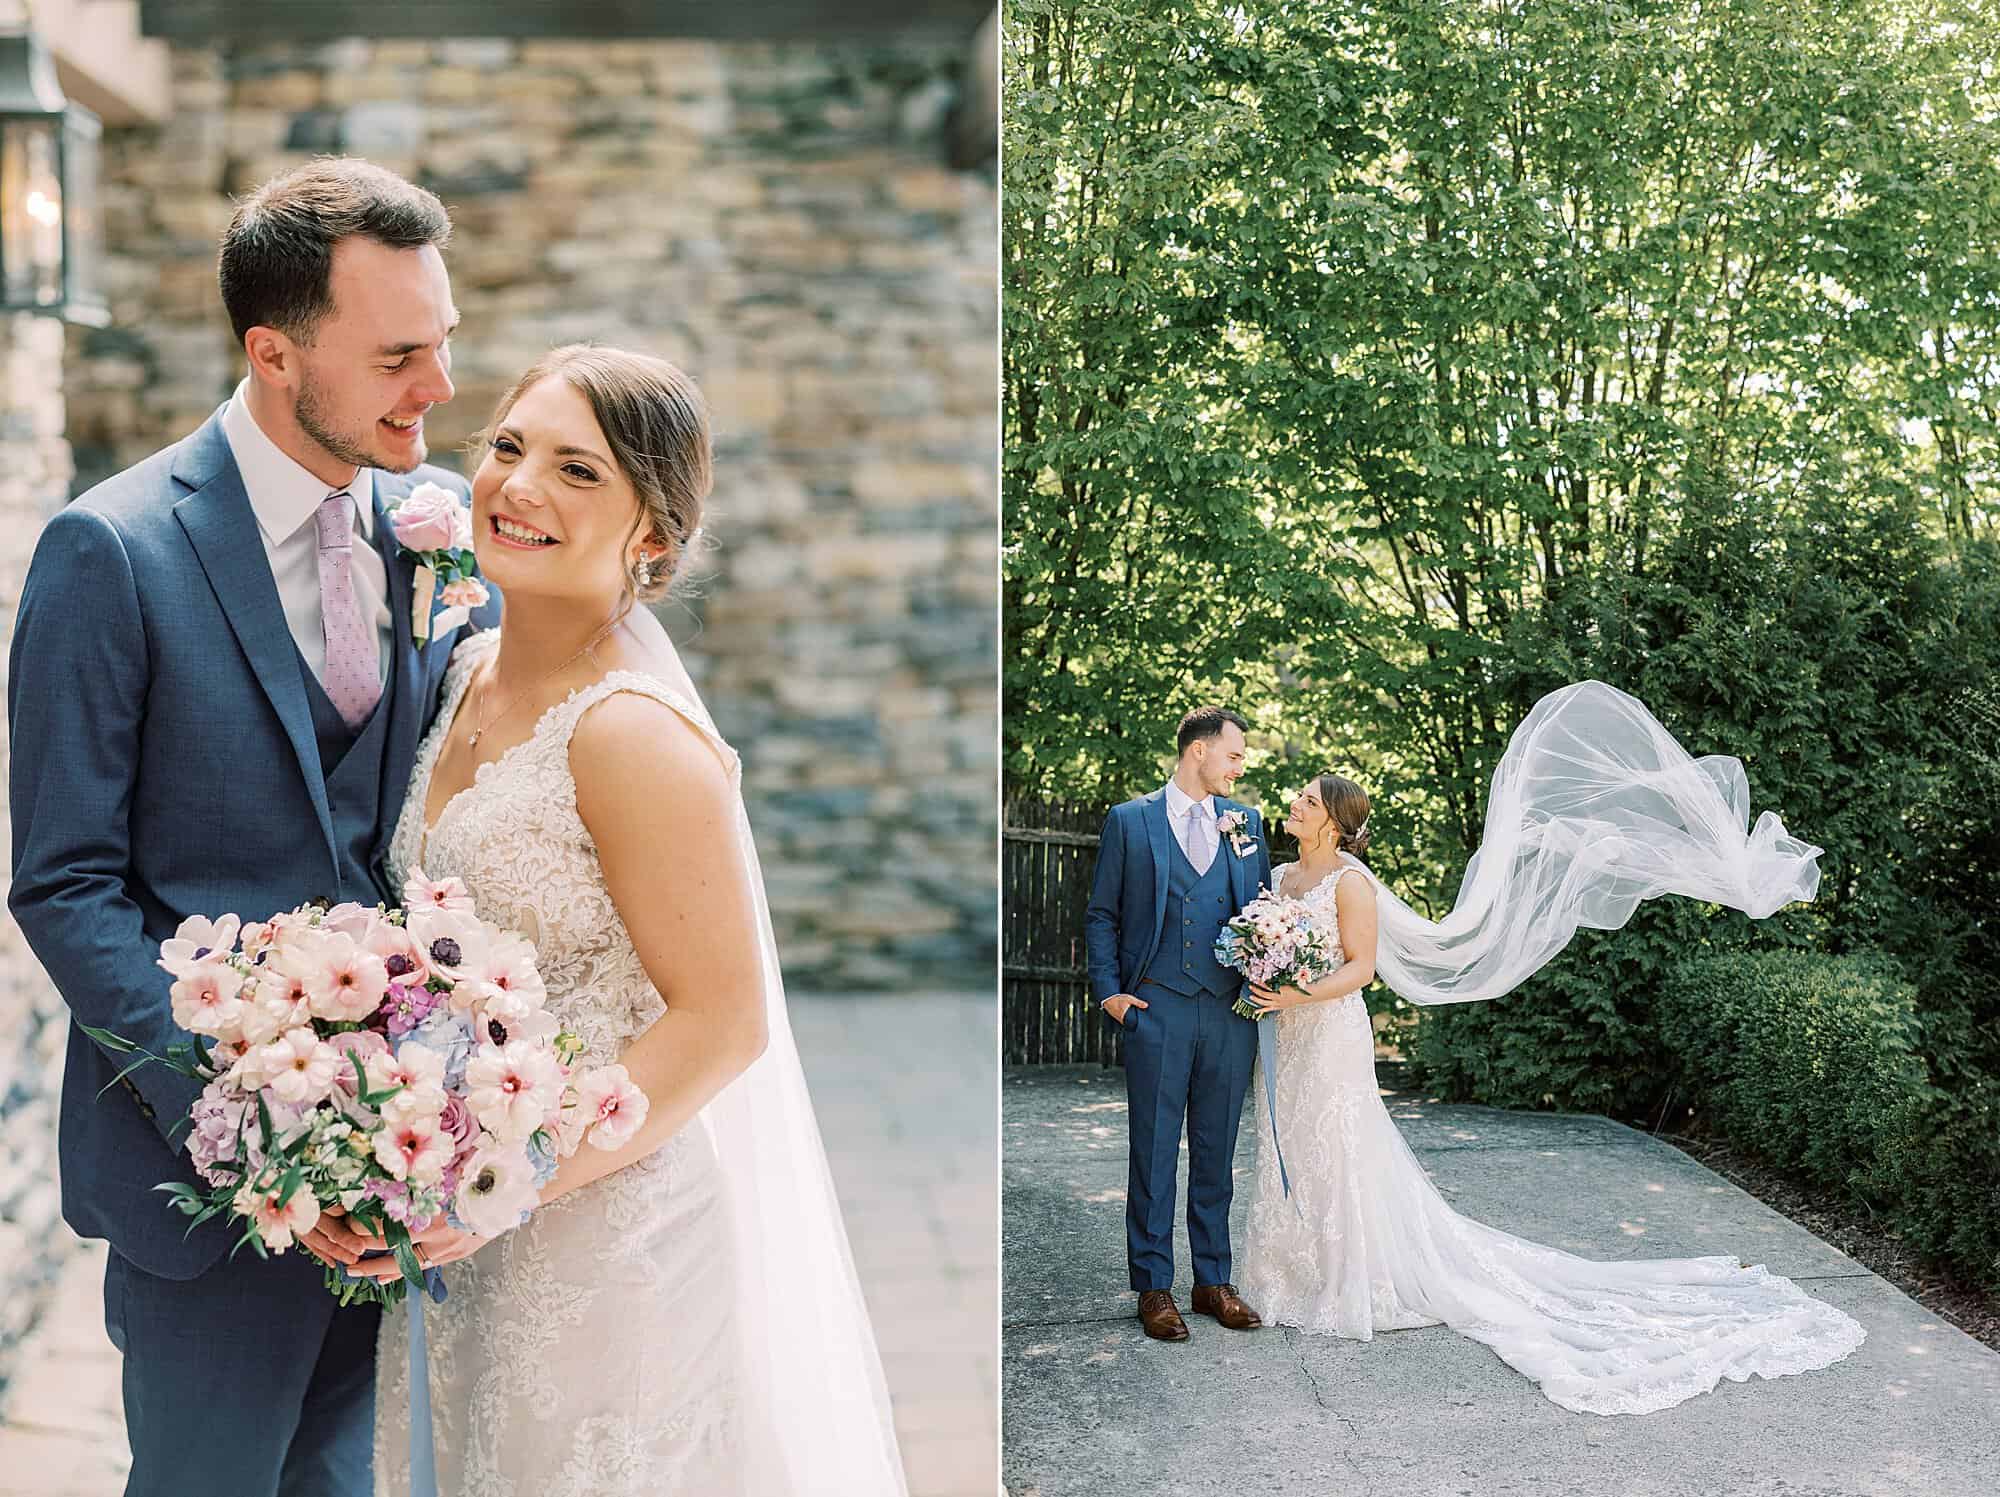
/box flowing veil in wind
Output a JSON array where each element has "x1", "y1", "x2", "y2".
[
  {"x1": 1357, "y1": 680, "x2": 1823, "y2": 1008},
  {"x1": 630, "y1": 606, "x2": 907, "y2": 1495},
  {"x1": 1238, "y1": 680, "x2": 1862, "y2": 1416}
]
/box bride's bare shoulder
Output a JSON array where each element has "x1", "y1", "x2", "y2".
[
  {"x1": 1333, "y1": 861, "x2": 1377, "y2": 911},
  {"x1": 570, "y1": 686, "x2": 727, "y2": 786}
]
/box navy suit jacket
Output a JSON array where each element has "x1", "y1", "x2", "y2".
[
  {"x1": 1084, "y1": 788, "x2": 1275, "y2": 1002},
  {"x1": 7, "y1": 407, "x2": 500, "y2": 1280}
]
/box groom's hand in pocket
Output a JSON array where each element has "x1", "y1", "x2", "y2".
[{"x1": 1102, "y1": 993, "x2": 1147, "y2": 1025}]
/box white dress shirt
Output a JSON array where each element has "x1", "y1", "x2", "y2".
[
  {"x1": 1163, "y1": 779, "x2": 1219, "y2": 874},
  {"x1": 220, "y1": 381, "x2": 393, "y2": 682}
]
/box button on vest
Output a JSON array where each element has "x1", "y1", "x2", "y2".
[{"x1": 1140, "y1": 827, "x2": 1239, "y2": 998}]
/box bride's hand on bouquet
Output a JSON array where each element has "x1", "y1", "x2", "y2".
[
  {"x1": 299, "y1": 1201, "x2": 372, "y2": 1270},
  {"x1": 340, "y1": 1218, "x2": 493, "y2": 1282},
  {"x1": 1247, "y1": 980, "x2": 1314, "y2": 1014}
]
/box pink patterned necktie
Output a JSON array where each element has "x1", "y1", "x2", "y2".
[{"x1": 315, "y1": 491, "x2": 382, "y2": 730}]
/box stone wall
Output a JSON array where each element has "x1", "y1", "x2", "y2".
[
  {"x1": 62, "y1": 36, "x2": 998, "y2": 990},
  {"x1": 0, "y1": 312, "x2": 78, "y2": 1377}
]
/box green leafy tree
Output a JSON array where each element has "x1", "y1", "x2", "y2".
[{"x1": 1006, "y1": 0, "x2": 2000, "y2": 1114}]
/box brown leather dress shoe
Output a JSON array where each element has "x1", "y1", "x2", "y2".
[
  {"x1": 1137, "y1": 1289, "x2": 1189, "y2": 1341},
  {"x1": 1191, "y1": 1282, "x2": 1263, "y2": 1330}
]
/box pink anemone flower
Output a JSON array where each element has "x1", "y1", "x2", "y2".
[
  {"x1": 405, "y1": 907, "x2": 487, "y2": 985},
  {"x1": 402, "y1": 867, "x2": 477, "y2": 916},
  {"x1": 157, "y1": 913, "x2": 243, "y2": 978},
  {"x1": 452, "y1": 1144, "x2": 540, "y2": 1238},
  {"x1": 291, "y1": 931, "x2": 390, "y2": 1024},
  {"x1": 375, "y1": 1114, "x2": 453, "y2": 1185},
  {"x1": 573, "y1": 1064, "x2": 650, "y2": 1151},
  {"x1": 169, "y1": 962, "x2": 248, "y2": 1040},
  {"x1": 258, "y1": 1028, "x2": 340, "y2": 1107},
  {"x1": 465, "y1": 1042, "x2": 563, "y2": 1142},
  {"x1": 234, "y1": 1180, "x2": 320, "y2": 1253}
]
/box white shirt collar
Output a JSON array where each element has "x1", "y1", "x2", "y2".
[
  {"x1": 221, "y1": 379, "x2": 375, "y2": 546},
  {"x1": 1164, "y1": 780, "x2": 1214, "y2": 821}
]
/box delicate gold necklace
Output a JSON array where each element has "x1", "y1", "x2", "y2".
[{"x1": 465, "y1": 619, "x2": 618, "y2": 750}]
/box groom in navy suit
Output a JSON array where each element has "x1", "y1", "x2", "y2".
[
  {"x1": 8, "y1": 159, "x2": 496, "y2": 1497},
  {"x1": 1086, "y1": 707, "x2": 1274, "y2": 1341}
]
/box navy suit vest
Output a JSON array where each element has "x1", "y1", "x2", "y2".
[
  {"x1": 1140, "y1": 834, "x2": 1238, "y2": 997},
  {"x1": 296, "y1": 648, "x2": 397, "y2": 902}
]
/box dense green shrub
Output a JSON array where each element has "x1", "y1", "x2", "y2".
[
  {"x1": 1658, "y1": 949, "x2": 2000, "y2": 1287},
  {"x1": 1408, "y1": 513, "x2": 2000, "y2": 1114},
  {"x1": 1407, "y1": 899, "x2": 1749, "y2": 1116}
]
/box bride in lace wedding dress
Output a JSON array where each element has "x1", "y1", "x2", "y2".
[
  {"x1": 1238, "y1": 687, "x2": 1866, "y2": 1415},
  {"x1": 355, "y1": 346, "x2": 904, "y2": 1494}
]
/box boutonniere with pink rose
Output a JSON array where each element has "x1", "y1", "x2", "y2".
[
  {"x1": 389, "y1": 481, "x2": 488, "y2": 644},
  {"x1": 1217, "y1": 808, "x2": 1257, "y2": 858}
]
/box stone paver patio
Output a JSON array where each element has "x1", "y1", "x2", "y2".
[{"x1": 1003, "y1": 1064, "x2": 2000, "y2": 1497}]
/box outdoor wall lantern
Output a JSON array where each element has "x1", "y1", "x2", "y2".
[{"x1": 0, "y1": 28, "x2": 107, "y2": 325}]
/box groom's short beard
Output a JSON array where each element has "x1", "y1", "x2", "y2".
[{"x1": 295, "y1": 365, "x2": 423, "y2": 475}]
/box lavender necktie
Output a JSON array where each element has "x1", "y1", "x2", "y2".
[
  {"x1": 1186, "y1": 800, "x2": 1218, "y2": 874},
  {"x1": 315, "y1": 491, "x2": 382, "y2": 730}
]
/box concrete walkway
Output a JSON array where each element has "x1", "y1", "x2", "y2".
[
  {"x1": 0, "y1": 992, "x2": 997, "y2": 1497},
  {"x1": 1003, "y1": 1064, "x2": 2000, "y2": 1497}
]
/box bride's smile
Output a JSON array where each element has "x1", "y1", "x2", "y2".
[{"x1": 465, "y1": 374, "x2": 665, "y2": 616}]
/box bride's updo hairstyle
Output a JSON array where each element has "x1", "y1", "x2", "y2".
[
  {"x1": 482, "y1": 343, "x2": 713, "y2": 617},
  {"x1": 1314, "y1": 772, "x2": 1372, "y2": 857}
]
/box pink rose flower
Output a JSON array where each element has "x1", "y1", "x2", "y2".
[
  {"x1": 438, "y1": 1092, "x2": 479, "y2": 1154},
  {"x1": 329, "y1": 1030, "x2": 392, "y2": 1099},
  {"x1": 439, "y1": 576, "x2": 489, "y2": 609},
  {"x1": 574, "y1": 1064, "x2": 649, "y2": 1151},
  {"x1": 390, "y1": 481, "x2": 467, "y2": 553}
]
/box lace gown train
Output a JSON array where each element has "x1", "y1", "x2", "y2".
[
  {"x1": 1239, "y1": 862, "x2": 1866, "y2": 1417},
  {"x1": 374, "y1": 631, "x2": 750, "y2": 1495}
]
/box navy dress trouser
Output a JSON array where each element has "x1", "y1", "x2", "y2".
[
  {"x1": 1121, "y1": 981, "x2": 1258, "y2": 1292},
  {"x1": 106, "y1": 1246, "x2": 379, "y2": 1497}
]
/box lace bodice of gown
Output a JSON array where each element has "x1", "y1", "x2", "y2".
[
  {"x1": 1239, "y1": 856, "x2": 1866, "y2": 1417},
  {"x1": 385, "y1": 628, "x2": 739, "y2": 1068},
  {"x1": 373, "y1": 629, "x2": 752, "y2": 1497}
]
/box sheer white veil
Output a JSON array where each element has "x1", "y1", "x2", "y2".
[
  {"x1": 627, "y1": 605, "x2": 908, "y2": 1494},
  {"x1": 1349, "y1": 680, "x2": 1822, "y2": 1007}
]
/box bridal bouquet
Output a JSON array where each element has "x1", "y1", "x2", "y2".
[
  {"x1": 86, "y1": 869, "x2": 648, "y2": 1306},
  {"x1": 1214, "y1": 889, "x2": 1339, "y2": 1020}
]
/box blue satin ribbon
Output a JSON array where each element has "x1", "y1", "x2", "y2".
[
  {"x1": 1257, "y1": 1016, "x2": 1292, "y2": 1199},
  {"x1": 408, "y1": 1267, "x2": 447, "y2": 1497},
  {"x1": 337, "y1": 1258, "x2": 447, "y2": 1494}
]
